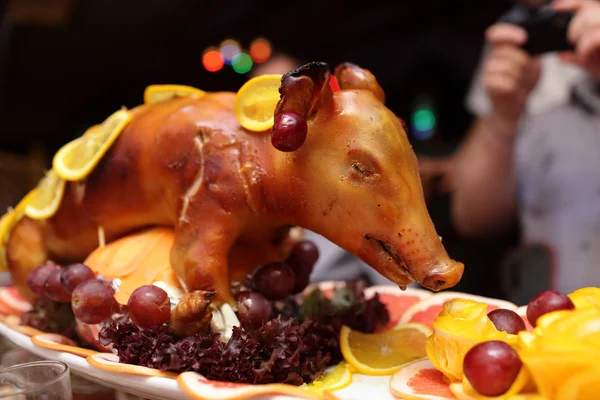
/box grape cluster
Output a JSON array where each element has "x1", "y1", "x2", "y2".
[
  {"x1": 470, "y1": 289, "x2": 577, "y2": 396},
  {"x1": 235, "y1": 240, "x2": 319, "y2": 330},
  {"x1": 27, "y1": 262, "x2": 172, "y2": 329}
]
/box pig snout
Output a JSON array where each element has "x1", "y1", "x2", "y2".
[{"x1": 419, "y1": 260, "x2": 464, "y2": 291}]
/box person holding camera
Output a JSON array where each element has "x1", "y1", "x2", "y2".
[{"x1": 452, "y1": 0, "x2": 600, "y2": 297}]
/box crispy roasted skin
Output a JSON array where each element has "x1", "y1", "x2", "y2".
[{"x1": 7, "y1": 62, "x2": 464, "y2": 317}]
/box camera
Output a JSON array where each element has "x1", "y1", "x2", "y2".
[{"x1": 502, "y1": 5, "x2": 575, "y2": 55}]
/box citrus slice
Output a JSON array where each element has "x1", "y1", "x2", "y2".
[
  {"x1": 568, "y1": 287, "x2": 600, "y2": 310},
  {"x1": 340, "y1": 322, "x2": 432, "y2": 376},
  {"x1": 177, "y1": 371, "x2": 329, "y2": 400},
  {"x1": 87, "y1": 353, "x2": 178, "y2": 379},
  {"x1": 0, "y1": 287, "x2": 32, "y2": 314},
  {"x1": 144, "y1": 84, "x2": 206, "y2": 105},
  {"x1": 400, "y1": 291, "x2": 517, "y2": 329},
  {"x1": 0, "y1": 190, "x2": 38, "y2": 270},
  {"x1": 364, "y1": 285, "x2": 432, "y2": 331},
  {"x1": 53, "y1": 109, "x2": 133, "y2": 181},
  {"x1": 425, "y1": 299, "x2": 516, "y2": 382},
  {"x1": 24, "y1": 170, "x2": 66, "y2": 220},
  {"x1": 234, "y1": 74, "x2": 282, "y2": 132},
  {"x1": 301, "y1": 362, "x2": 352, "y2": 393},
  {"x1": 390, "y1": 358, "x2": 456, "y2": 400},
  {"x1": 31, "y1": 333, "x2": 98, "y2": 358}
]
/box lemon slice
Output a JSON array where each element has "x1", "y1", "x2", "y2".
[
  {"x1": 53, "y1": 109, "x2": 133, "y2": 181},
  {"x1": 340, "y1": 322, "x2": 431, "y2": 376},
  {"x1": 144, "y1": 84, "x2": 206, "y2": 105},
  {"x1": 234, "y1": 74, "x2": 282, "y2": 132},
  {"x1": 301, "y1": 362, "x2": 352, "y2": 393},
  {"x1": 24, "y1": 170, "x2": 66, "y2": 220},
  {"x1": 0, "y1": 189, "x2": 39, "y2": 270}
]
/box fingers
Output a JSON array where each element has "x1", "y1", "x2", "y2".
[
  {"x1": 482, "y1": 46, "x2": 534, "y2": 96},
  {"x1": 559, "y1": 0, "x2": 600, "y2": 71},
  {"x1": 486, "y1": 23, "x2": 529, "y2": 46}
]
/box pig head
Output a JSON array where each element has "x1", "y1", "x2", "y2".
[{"x1": 266, "y1": 62, "x2": 464, "y2": 290}]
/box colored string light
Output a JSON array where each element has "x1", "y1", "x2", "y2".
[
  {"x1": 249, "y1": 38, "x2": 272, "y2": 64},
  {"x1": 411, "y1": 108, "x2": 436, "y2": 141},
  {"x1": 220, "y1": 39, "x2": 241, "y2": 66},
  {"x1": 202, "y1": 49, "x2": 225, "y2": 72},
  {"x1": 232, "y1": 53, "x2": 253, "y2": 74}
]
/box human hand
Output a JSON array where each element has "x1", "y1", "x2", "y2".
[
  {"x1": 482, "y1": 23, "x2": 542, "y2": 123},
  {"x1": 555, "y1": 0, "x2": 600, "y2": 79}
]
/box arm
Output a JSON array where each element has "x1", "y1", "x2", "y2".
[
  {"x1": 451, "y1": 23, "x2": 541, "y2": 237},
  {"x1": 451, "y1": 116, "x2": 520, "y2": 237}
]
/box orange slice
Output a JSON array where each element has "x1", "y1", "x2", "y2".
[
  {"x1": 568, "y1": 287, "x2": 600, "y2": 310},
  {"x1": 425, "y1": 299, "x2": 517, "y2": 382},
  {"x1": 177, "y1": 371, "x2": 335, "y2": 400},
  {"x1": 234, "y1": 74, "x2": 282, "y2": 132},
  {"x1": 301, "y1": 362, "x2": 352, "y2": 393},
  {"x1": 340, "y1": 322, "x2": 432, "y2": 376},
  {"x1": 87, "y1": 353, "x2": 178, "y2": 379},
  {"x1": 31, "y1": 333, "x2": 98, "y2": 358},
  {"x1": 144, "y1": 84, "x2": 206, "y2": 104},
  {"x1": 53, "y1": 109, "x2": 133, "y2": 181},
  {"x1": 24, "y1": 170, "x2": 66, "y2": 220}
]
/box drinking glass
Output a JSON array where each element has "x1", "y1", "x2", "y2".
[{"x1": 0, "y1": 361, "x2": 71, "y2": 399}]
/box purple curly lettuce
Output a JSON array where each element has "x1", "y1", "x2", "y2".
[{"x1": 98, "y1": 279, "x2": 389, "y2": 385}]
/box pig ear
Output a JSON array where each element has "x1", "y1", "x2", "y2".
[
  {"x1": 334, "y1": 63, "x2": 385, "y2": 104},
  {"x1": 273, "y1": 62, "x2": 333, "y2": 122}
]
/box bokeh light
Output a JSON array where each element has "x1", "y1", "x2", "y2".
[
  {"x1": 202, "y1": 48, "x2": 225, "y2": 72},
  {"x1": 249, "y1": 38, "x2": 272, "y2": 64},
  {"x1": 220, "y1": 39, "x2": 241, "y2": 66},
  {"x1": 411, "y1": 109, "x2": 436, "y2": 141},
  {"x1": 232, "y1": 53, "x2": 253, "y2": 74}
]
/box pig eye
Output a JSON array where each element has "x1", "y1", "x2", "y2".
[{"x1": 347, "y1": 149, "x2": 380, "y2": 183}]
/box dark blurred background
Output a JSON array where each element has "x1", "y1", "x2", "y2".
[{"x1": 0, "y1": 0, "x2": 519, "y2": 298}]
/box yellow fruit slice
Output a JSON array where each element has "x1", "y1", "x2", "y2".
[
  {"x1": 234, "y1": 74, "x2": 282, "y2": 132},
  {"x1": 301, "y1": 362, "x2": 352, "y2": 393},
  {"x1": 0, "y1": 189, "x2": 40, "y2": 270},
  {"x1": 568, "y1": 287, "x2": 600, "y2": 310},
  {"x1": 426, "y1": 299, "x2": 515, "y2": 382},
  {"x1": 555, "y1": 366, "x2": 600, "y2": 400},
  {"x1": 53, "y1": 109, "x2": 133, "y2": 181},
  {"x1": 144, "y1": 84, "x2": 206, "y2": 105},
  {"x1": 24, "y1": 170, "x2": 66, "y2": 220},
  {"x1": 340, "y1": 322, "x2": 432, "y2": 376}
]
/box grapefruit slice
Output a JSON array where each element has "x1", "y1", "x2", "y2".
[
  {"x1": 0, "y1": 286, "x2": 32, "y2": 314},
  {"x1": 177, "y1": 371, "x2": 332, "y2": 400},
  {"x1": 390, "y1": 358, "x2": 456, "y2": 400},
  {"x1": 364, "y1": 285, "x2": 432, "y2": 331},
  {"x1": 2, "y1": 315, "x2": 44, "y2": 337},
  {"x1": 400, "y1": 292, "x2": 518, "y2": 329},
  {"x1": 31, "y1": 333, "x2": 98, "y2": 358},
  {"x1": 87, "y1": 353, "x2": 178, "y2": 379}
]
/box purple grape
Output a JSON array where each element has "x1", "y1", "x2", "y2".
[
  {"x1": 271, "y1": 112, "x2": 308, "y2": 152},
  {"x1": 128, "y1": 285, "x2": 171, "y2": 329},
  {"x1": 286, "y1": 240, "x2": 319, "y2": 294},
  {"x1": 488, "y1": 309, "x2": 526, "y2": 334},
  {"x1": 26, "y1": 264, "x2": 62, "y2": 298},
  {"x1": 253, "y1": 262, "x2": 295, "y2": 300},
  {"x1": 463, "y1": 341, "x2": 522, "y2": 397},
  {"x1": 527, "y1": 290, "x2": 574, "y2": 327},
  {"x1": 235, "y1": 291, "x2": 272, "y2": 330},
  {"x1": 71, "y1": 279, "x2": 117, "y2": 324},
  {"x1": 60, "y1": 263, "x2": 95, "y2": 294},
  {"x1": 44, "y1": 268, "x2": 72, "y2": 303}
]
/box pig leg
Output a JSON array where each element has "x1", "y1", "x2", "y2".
[
  {"x1": 6, "y1": 217, "x2": 48, "y2": 304},
  {"x1": 170, "y1": 209, "x2": 245, "y2": 337}
]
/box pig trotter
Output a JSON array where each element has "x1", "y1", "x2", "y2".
[{"x1": 170, "y1": 291, "x2": 214, "y2": 337}]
